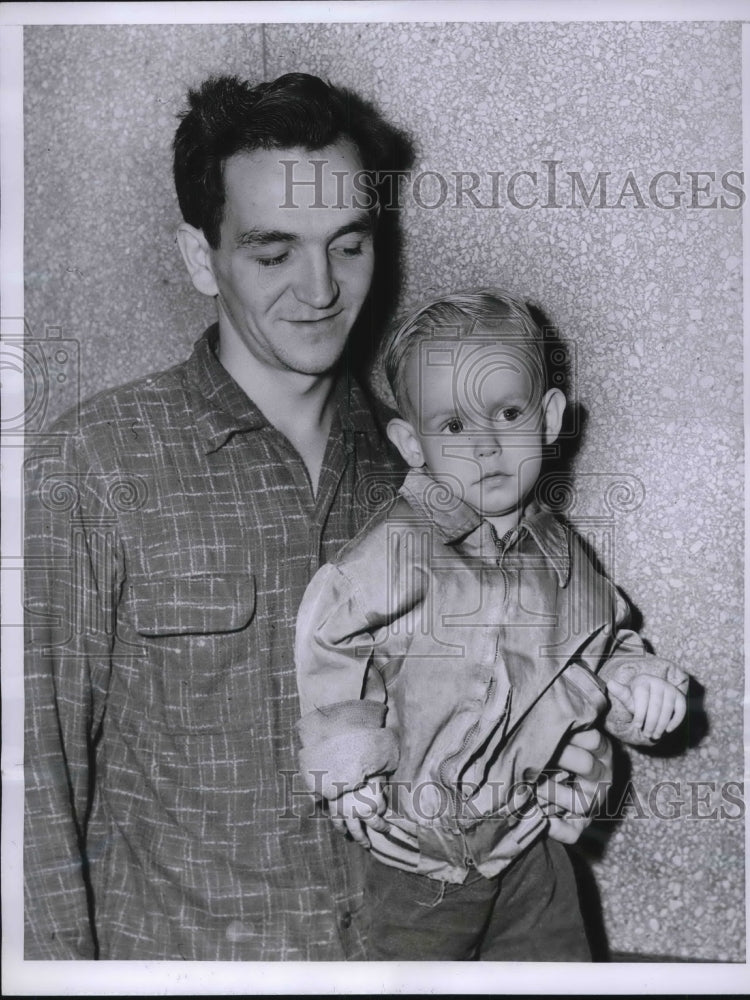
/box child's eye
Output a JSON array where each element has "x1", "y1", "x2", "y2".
[
  {"x1": 496, "y1": 407, "x2": 522, "y2": 423},
  {"x1": 444, "y1": 418, "x2": 464, "y2": 434}
]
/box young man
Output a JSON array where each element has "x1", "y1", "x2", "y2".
[{"x1": 24, "y1": 75, "x2": 611, "y2": 961}]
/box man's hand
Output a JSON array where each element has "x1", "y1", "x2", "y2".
[
  {"x1": 537, "y1": 729, "x2": 613, "y2": 844},
  {"x1": 607, "y1": 675, "x2": 686, "y2": 741},
  {"x1": 328, "y1": 777, "x2": 390, "y2": 848}
]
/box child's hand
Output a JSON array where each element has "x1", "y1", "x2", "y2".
[
  {"x1": 607, "y1": 675, "x2": 686, "y2": 741},
  {"x1": 328, "y1": 777, "x2": 390, "y2": 848}
]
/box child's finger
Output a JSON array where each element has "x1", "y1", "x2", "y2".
[
  {"x1": 631, "y1": 683, "x2": 650, "y2": 731},
  {"x1": 665, "y1": 692, "x2": 687, "y2": 733},
  {"x1": 606, "y1": 679, "x2": 635, "y2": 714},
  {"x1": 642, "y1": 684, "x2": 665, "y2": 738},
  {"x1": 651, "y1": 694, "x2": 675, "y2": 740}
]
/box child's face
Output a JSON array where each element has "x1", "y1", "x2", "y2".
[{"x1": 387, "y1": 333, "x2": 565, "y2": 525}]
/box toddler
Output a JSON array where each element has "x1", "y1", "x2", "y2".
[{"x1": 295, "y1": 289, "x2": 687, "y2": 960}]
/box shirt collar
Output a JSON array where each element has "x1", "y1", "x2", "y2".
[
  {"x1": 185, "y1": 325, "x2": 379, "y2": 454},
  {"x1": 518, "y1": 502, "x2": 571, "y2": 587},
  {"x1": 398, "y1": 467, "x2": 571, "y2": 586}
]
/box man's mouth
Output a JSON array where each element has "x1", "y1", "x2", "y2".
[{"x1": 286, "y1": 311, "x2": 343, "y2": 325}]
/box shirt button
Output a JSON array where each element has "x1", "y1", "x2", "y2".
[
  {"x1": 340, "y1": 911, "x2": 352, "y2": 930},
  {"x1": 226, "y1": 920, "x2": 250, "y2": 942}
]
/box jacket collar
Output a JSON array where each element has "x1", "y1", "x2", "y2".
[
  {"x1": 185, "y1": 325, "x2": 376, "y2": 454},
  {"x1": 398, "y1": 467, "x2": 571, "y2": 586}
]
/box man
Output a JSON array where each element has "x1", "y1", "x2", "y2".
[{"x1": 24, "y1": 73, "x2": 611, "y2": 961}]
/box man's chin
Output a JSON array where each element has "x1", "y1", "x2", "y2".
[{"x1": 281, "y1": 336, "x2": 351, "y2": 377}]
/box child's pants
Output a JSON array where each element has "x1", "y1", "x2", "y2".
[{"x1": 363, "y1": 838, "x2": 591, "y2": 961}]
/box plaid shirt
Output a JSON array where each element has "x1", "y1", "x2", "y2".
[{"x1": 24, "y1": 326, "x2": 402, "y2": 960}]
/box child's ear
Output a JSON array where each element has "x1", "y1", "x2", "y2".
[
  {"x1": 176, "y1": 223, "x2": 219, "y2": 298},
  {"x1": 541, "y1": 388, "x2": 566, "y2": 445},
  {"x1": 386, "y1": 418, "x2": 425, "y2": 468}
]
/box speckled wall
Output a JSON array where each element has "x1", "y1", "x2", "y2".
[{"x1": 24, "y1": 21, "x2": 743, "y2": 962}]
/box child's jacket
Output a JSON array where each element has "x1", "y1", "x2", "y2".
[{"x1": 295, "y1": 469, "x2": 687, "y2": 883}]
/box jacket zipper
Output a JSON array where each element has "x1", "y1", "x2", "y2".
[{"x1": 438, "y1": 718, "x2": 480, "y2": 828}]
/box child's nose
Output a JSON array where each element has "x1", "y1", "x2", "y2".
[{"x1": 473, "y1": 436, "x2": 501, "y2": 458}]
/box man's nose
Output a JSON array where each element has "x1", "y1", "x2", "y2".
[{"x1": 295, "y1": 251, "x2": 339, "y2": 308}]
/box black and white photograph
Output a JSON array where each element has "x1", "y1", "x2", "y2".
[{"x1": 1, "y1": 1, "x2": 747, "y2": 994}]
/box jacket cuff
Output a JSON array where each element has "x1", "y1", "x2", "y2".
[
  {"x1": 297, "y1": 699, "x2": 387, "y2": 747},
  {"x1": 298, "y1": 727, "x2": 400, "y2": 799},
  {"x1": 600, "y1": 654, "x2": 688, "y2": 692}
]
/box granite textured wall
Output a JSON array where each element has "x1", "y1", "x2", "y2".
[{"x1": 24, "y1": 20, "x2": 743, "y2": 961}]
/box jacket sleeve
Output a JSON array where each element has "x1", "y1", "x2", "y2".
[
  {"x1": 581, "y1": 586, "x2": 689, "y2": 746},
  {"x1": 23, "y1": 428, "x2": 117, "y2": 958},
  {"x1": 294, "y1": 560, "x2": 400, "y2": 800}
]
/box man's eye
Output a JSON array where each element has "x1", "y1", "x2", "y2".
[
  {"x1": 444, "y1": 418, "x2": 464, "y2": 434},
  {"x1": 256, "y1": 252, "x2": 289, "y2": 268},
  {"x1": 330, "y1": 242, "x2": 364, "y2": 258}
]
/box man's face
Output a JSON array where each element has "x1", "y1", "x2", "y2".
[
  {"x1": 206, "y1": 142, "x2": 375, "y2": 376},
  {"x1": 394, "y1": 334, "x2": 563, "y2": 522}
]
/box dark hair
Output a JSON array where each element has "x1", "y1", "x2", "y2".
[{"x1": 173, "y1": 72, "x2": 409, "y2": 248}]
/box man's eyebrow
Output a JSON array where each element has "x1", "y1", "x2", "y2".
[
  {"x1": 234, "y1": 216, "x2": 374, "y2": 250},
  {"x1": 235, "y1": 229, "x2": 298, "y2": 248},
  {"x1": 330, "y1": 216, "x2": 375, "y2": 239}
]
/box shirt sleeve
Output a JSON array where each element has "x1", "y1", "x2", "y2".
[
  {"x1": 583, "y1": 587, "x2": 689, "y2": 746},
  {"x1": 294, "y1": 561, "x2": 400, "y2": 800},
  {"x1": 24, "y1": 428, "x2": 118, "y2": 958}
]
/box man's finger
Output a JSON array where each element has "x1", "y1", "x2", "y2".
[
  {"x1": 344, "y1": 816, "x2": 371, "y2": 847},
  {"x1": 330, "y1": 815, "x2": 347, "y2": 835},
  {"x1": 555, "y1": 743, "x2": 598, "y2": 783},
  {"x1": 538, "y1": 775, "x2": 595, "y2": 816},
  {"x1": 567, "y1": 728, "x2": 605, "y2": 753},
  {"x1": 551, "y1": 730, "x2": 613, "y2": 797},
  {"x1": 547, "y1": 812, "x2": 590, "y2": 845},
  {"x1": 364, "y1": 814, "x2": 390, "y2": 834}
]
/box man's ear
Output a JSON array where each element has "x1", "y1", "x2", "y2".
[
  {"x1": 386, "y1": 418, "x2": 425, "y2": 468},
  {"x1": 176, "y1": 223, "x2": 219, "y2": 298},
  {"x1": 541, "y1": 388, "x2": 566, "y2": 445}
]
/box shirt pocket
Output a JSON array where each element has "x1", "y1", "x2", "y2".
[
  {"x1": 123, "y1": 572, "x2": 256, "y2": 734},
  {"x1": 128, "y1": 573, "x2": 256, "y2": 636}
]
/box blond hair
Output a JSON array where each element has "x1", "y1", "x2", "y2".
[{"x1": 380, "y1": 288, "x2": 549, "y2": 416}]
